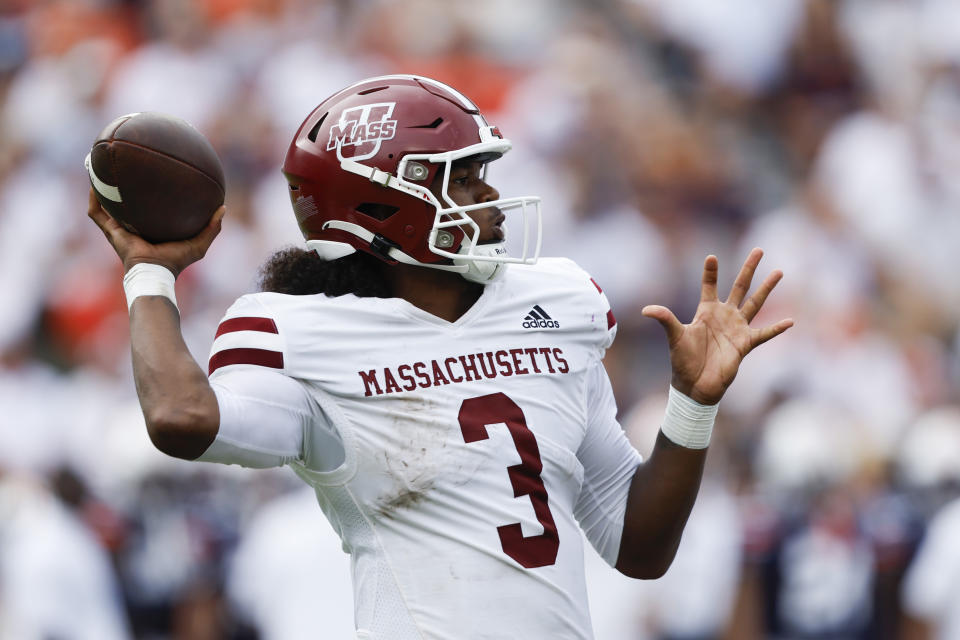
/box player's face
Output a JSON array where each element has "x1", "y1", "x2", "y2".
[{"x1": 431, "y1": 160, "x2": 505, "y2": 245}]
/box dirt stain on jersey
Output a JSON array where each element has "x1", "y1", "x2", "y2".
[
  {"x1": 372, "y1": 394, "x2": 472, "y2": 519},
  {"x1": 375, "y1": 442, "x2": 435, "y2": 519},
  {"x1": 374, "y1": 481, "x2": 434, "y2": 518}
]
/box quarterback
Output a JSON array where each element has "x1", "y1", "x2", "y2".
[{"x1": 88, "y1": 75, "x2": 792, "y2": 639}]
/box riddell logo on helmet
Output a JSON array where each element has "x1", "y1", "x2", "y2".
[{"x1": 327, "y1": 102, "x2": 398, "y2": 162}]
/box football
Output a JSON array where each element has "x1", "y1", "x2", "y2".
[{"x1": 85, "y1": 112, "x2": 225, "y2": 243}]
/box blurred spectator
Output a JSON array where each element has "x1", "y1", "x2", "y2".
[
  {"x1": 103, "y1": 0, "x2": 239, "y2": 133},
  {"x1": 901, "y1": 498, "x2": 960, "y2": 640},
  {"x1": 894, "y1": 408, "x2": 960, "y2": 522},
  {"x1": 0, "y1": 473, "x2": 130, "y2": 639},
  {"x1": 633, "y1": 0, "x2": 806, "y2": 99},
  {"x1": 725, "y1": 398, "x2": 929, "y2": 640},
  {"x1": 1, "y1": 0, "x2": 959, "y2": 635}
]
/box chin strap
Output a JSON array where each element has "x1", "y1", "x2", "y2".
[
  {"x1": 321, "y1": 220, "x2": 507, "y2": 283},
  {"x1": 455, "y1": 243, "x2": 507, "y2": 283},
  {"x1": 322, "y1": 220, "x2": 466, "y2": 273}
]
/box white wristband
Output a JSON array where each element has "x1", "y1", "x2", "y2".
[
  {"x1": 660, "y1": 385, "x2": 718, "y2": 449},
  {"x1": 123, "y1": 263, "x2": 177, "y2": 311}
]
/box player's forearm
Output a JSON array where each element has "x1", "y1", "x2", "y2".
[
  {"x1": 130, "y1": 297, "x2": 219, "y2": 459},
  {"x1": 615, "y1": 431, "x2": 706, "y2": 579}
]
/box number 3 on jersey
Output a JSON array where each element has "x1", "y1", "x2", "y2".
[{"x1": 458, "y1": 393, "x2": 559, "y2": 568}]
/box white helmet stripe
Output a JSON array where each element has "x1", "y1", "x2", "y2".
[
  {"x1": 410, "y1": 76, "x2": 488, "y2": 131},
  {"x1": 339, "y1": 74, "x2": 475, "y2": 108},
  {"x1": 337, "y1": 74, "x2": 487, "y2": 130}
]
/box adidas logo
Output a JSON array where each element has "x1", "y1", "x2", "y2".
[{"x1": 522, "y1": 305, "x2": 560, "y2": 329}]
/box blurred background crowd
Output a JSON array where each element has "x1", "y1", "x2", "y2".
[{"x1": 1, "y1": 0, "x2": 959, "y2": 638}]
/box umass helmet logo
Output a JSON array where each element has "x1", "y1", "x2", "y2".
[{"x1": 327, "y1": 102, "x2": 398, "y2": 161}]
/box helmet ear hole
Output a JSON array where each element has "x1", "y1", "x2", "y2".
[{"x1": 355, "y1": 203, "x2": 399, "y2": 221}]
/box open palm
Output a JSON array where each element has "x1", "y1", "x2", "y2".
[{"x1": 642, "y1": 248, "x2": 793, "y2": 405}]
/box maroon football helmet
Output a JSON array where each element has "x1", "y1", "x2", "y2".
[{"x1": 282, "y1": 75, "x2": 541, "y2": 283}]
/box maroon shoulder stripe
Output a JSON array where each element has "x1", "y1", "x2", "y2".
[
  {"x1": 590, "y1": 279, "x2": 616, "y2": 329},
  {"x1": 209, "y1": 348, "x2": 284, "y2": 375},
  {"x1": 215, "y1": 316, "x2": 279, "y2": 338}
]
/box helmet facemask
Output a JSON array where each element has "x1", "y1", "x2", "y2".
[{"x1": 335, "y1": 127, "x2": 541, "y2": 283}]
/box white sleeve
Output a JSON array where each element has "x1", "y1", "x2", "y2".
[
  {"x1": 574, "y1": 360, "x2": 643, "y2": 566},
  {"x1": 199, "y1": 368, "x2": 344, "y2": 470}
]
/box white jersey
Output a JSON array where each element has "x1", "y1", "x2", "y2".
[{"x1": 201, "y1": 258, "x2": 643, "y2": 640}]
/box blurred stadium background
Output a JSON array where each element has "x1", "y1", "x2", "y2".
[{"x1": 1, "y1": 0, "x2": 959, "y2": 638}]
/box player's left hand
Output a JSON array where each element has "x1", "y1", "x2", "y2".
[{"x1": 642, "y1": 248, "x2": 793, "y2": 405}]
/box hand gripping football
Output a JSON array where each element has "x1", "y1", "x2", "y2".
[{"x1": 85, "y1": 112, "x2": 225, "y2": 243}]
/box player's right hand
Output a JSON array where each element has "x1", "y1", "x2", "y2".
[{"x1": 87, "y1": 188, "x2": 225, "y2": 277}]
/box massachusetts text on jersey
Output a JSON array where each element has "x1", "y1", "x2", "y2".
[{"x1": 358, "y1": 346, "x2": 570, "y2": 396}]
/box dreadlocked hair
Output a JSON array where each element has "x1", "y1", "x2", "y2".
[{"x1": 258, "y1": 247, "x2": 391, "y2": 298}]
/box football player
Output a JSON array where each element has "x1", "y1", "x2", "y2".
[{"x1": 88, "y1": 75, "x2": 792, "y2": 639}]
